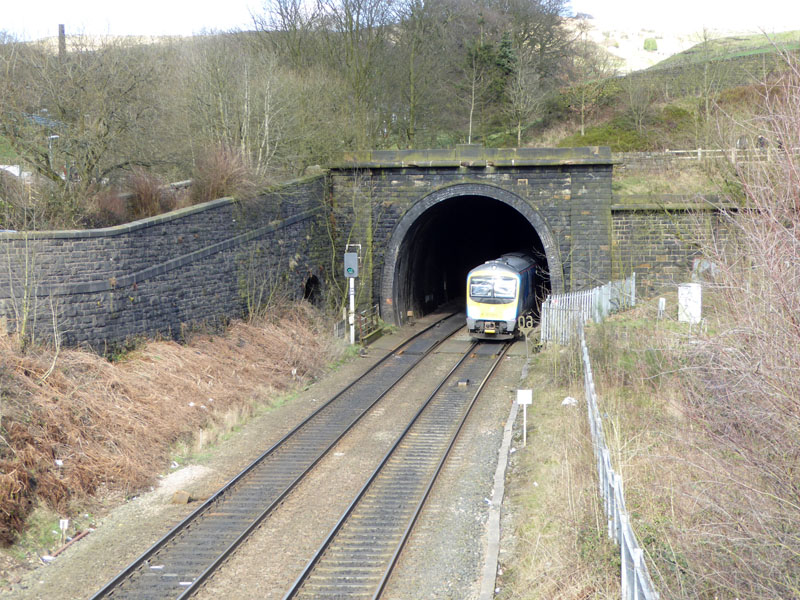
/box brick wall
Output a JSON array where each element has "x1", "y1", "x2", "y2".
[
  {"x1": 0, "y1": 176, "x2": 327, "y2": 352},
  {"x1": 328, "y1": 146, "x2": 616, "y2": 324},
  {"x1": 611, "y1": 196, "x2": 727, "y2": 294}
]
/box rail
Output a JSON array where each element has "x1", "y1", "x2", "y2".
[
  {"x1": 89, "y1": 312, "x2": 463, "y2": 600},
  {"x1": 541, "y1": 273, "x2": 635, "y2": 344},
  {"x1": 283, "y1": 341, "x2": 511, "y2": 599},
  {"x1": 580, "y1": 324, "x2": 660, "y2": 600},
  {"x1": 663, "y1": 146, "x2": 799, "y2": 162},
  {"x1": 615, "y1": 147, "x2": 800, "y2": 165}
]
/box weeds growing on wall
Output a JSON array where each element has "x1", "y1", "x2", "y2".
[
  {"x1": 190, "y1": 145, "x2": 261, "y2": 206},
  {"x1": 125, "y1": 168, "x2": 176, "y2": 220},
  {"x1": 238, "y1": 242, "x2": 294, "y2": 321}
]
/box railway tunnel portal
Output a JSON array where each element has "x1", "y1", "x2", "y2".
[
  {"x1": 329, "y1": 145, "x2": 615, "y2": 326},
  {"x1": 384, "y1": 186, "x2": 556, "y2": 325},
  {"x1": 0, "y1": 139, "x2": 730, "y2": 599},
  {"x1": 0, "y1": 144, "x2": 720, "y2": 350}
]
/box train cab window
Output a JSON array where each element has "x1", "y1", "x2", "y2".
[
  {"x1": 470, "y1": 277, "x2": 494, "y2": 299},
  {"x1": 494, "y1": 277, "x2": 517, "y2": 299},
  {"x1": 469, "y1": 276, "x2": 517, "y2": 304}
]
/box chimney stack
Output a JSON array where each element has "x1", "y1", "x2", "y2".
[{"x1": 58, "y1": 24, "x2": 66, "y2": 59}]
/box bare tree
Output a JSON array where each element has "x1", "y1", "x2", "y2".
[
  {"x1": 0, "y1": 35, "x2": 184, "y2": 228},
  {"x1": 280, "y1": 65, "x2": 374, "y2": 173},
  {"x1": 316, "y1": 0, "x2": 392, "y2": 108},
  {"x1": 252, "y1": 0, "x2": 322, "y2": 70},
  {"x1": 686, "y1": 28, "x2": 734, "y2": 147},
  {"x1": 388, "y1": 0, "x2": 445, "y2": 147},
  {"x1": 505, "y1": 47, "x2": 548, "y2": 146},
  {"x1": 622, "y1": 72, "x2": 656, "y2": 134},
  {"x1": 502, "y1": 0, "x2": 572, "y2": 82},
  {"x1": 180, "y1": 35, "x2": 286, "y2": 180},
  {"x1": 564, "y1": 19, "x2": 619, "y2": 136},
  {"x1": 684, "y1": 51, "x2": 800, "y2": 597},
  {"x1": 463, "y1": 45, "x2": 490, "y2": 144},
  {"x1": 0, "y1": 36, "x2": 170, "y2": 192}
]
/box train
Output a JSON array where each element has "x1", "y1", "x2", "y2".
[{"x1": 466, "y1": 252, "x2": 539, "y2": 340}]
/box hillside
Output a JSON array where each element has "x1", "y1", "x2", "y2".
[
  {"x1": 578, "y1": 15, "x2": 800, "y2": 73},
  {"x1": 540, "y1": 26, "x2": 799, "y2": 168},
  {"x1": 647, "y1": 29, "x2": 800, "y2": 70}
]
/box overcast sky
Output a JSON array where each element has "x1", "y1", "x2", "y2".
[
  {"x1": 2, "y1": 0, "x2": 799, "y2": 40},
  {"x1": 570, "y1": 0, "x2": 800, "y2": 33},
  {"x1": 3, "y1": 0, "x2": 259, "y2": 40}
]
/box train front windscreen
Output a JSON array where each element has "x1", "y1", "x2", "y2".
[{"x1": 468, "y1": 276, "x2": 517, "y2": 304}]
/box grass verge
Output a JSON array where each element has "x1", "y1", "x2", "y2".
[
  {"x1": 582, "y1": 292, "x2": 800, "y2": 598},
  {"x1": 0, "y1": 301, "x2": 346, "y2": 553},
  {"x1": 498, "y1": 341, "x2": 619, "y2": 599}
]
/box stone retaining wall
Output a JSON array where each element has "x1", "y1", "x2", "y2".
[
  {"x1": 0, "y1": 176, "x2": 327, "y2": 352},
  {"x1": 611, "y1": 195, "x2": 728, "y2": 294}
]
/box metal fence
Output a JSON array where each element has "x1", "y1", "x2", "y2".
[
  {"x1": 541, "y1": 273, "x2": 636, "y2": 344},
  {"x1": 580, "y1": 325, "x2": 660, "y2": 600},
  {"x1": 333, "y1": 317, "x2": 347, "y2": 339},
  {"x1": 663, "y1": 146, "x2": 800, "y2": 162},
  {"x1": 333, "y1": 304, "x2": 381, "y2": 342},
  {"x1": 356, "y1": 304, "x2": 381, "y2": 341}
]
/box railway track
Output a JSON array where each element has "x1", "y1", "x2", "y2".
[
  {"x1": 283, "y1": 340, "x2": 511, "y2": 600},
  {"x1": 91, "y1": 312, "x2": 465, "y2": 600}
]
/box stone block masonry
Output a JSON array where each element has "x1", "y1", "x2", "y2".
[
  {"x1": 611, "y1": 195, "x2": 730, "y2": 295},
  {"x1": 1, "y1": 147, "x2": 730, "y2": 347},
  {"x1": 327, "y1": 147, "x2": 727, "y2": 324},
  {"x1": 329, "y1": 146, "x2": 617, "y2": 321},
  {"x1": 0, "y1": 176, "x2": 328, "y2": 353}
]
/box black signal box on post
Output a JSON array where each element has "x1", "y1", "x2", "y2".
[{"x1": 344, "y1": 252, "x2": 359, "y2": 278}]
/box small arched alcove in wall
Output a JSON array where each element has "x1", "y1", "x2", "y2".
[
  {"x1": 303, "y1": 274, "x2": 322, "y2": 306},
  {"x1": 380, "y1": 183, "x2": 564, "y2": 325}
]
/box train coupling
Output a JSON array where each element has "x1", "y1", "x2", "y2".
[{"x1": 471, "y1": 320, "x2": 512, "y2": 335}]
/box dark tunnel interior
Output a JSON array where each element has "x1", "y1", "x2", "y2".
[{"x1": 392, "y1": 195, "x2": 551, "y2": 320}]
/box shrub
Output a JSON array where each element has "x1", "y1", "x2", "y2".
[
  {"x1": 0, "y1": 175, "x2": 83, "y2": 230},
  {"x1": 189, "y1": 145, "x2": 259, "y2": 206},
  {"x1": 717, "y1": 83, "x2": 762, "y2": 108},
  {"x1": 86, "y1": 188, "x2": 128, "y2": 227},
  {"x1": 558, "y1": 118, "x2": 652, "y2": 151},
  {"x1": 0, "y1": 301, "x2": 343, "y2": 546},
  {"x1": 644, "y1": 38, "x2": 658, "y2": 52},
  {"x1": 0, "y1": 170, "x2": 28, "y2": 230},
  {"x1": 680, "y1": 51, "x2": 800, "y2": 597},
  {"x1": 126, "y1": 168, "x2": 164, "y2": 220},
  {"x1": 650, "y1": 104, "x2": 696, "y2": 146}
]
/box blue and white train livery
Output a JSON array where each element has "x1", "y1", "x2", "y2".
[{"x1": 466, "y1": 252, "x2": 539, "y2": 340}]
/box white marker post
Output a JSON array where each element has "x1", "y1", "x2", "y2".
[
  {"x1": 517, "y1": 389, "x2": 532, "y2": 446},
  {"x1": 59, "y1": 518, "x2": 69, "y2": 545},
  {"x1": 344, "y1": 249, "x2": 360, "y2": 346},
  {"x1": 349, "y1": 277, "x2": 355, "y2": 345}
]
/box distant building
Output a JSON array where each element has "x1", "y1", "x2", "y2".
[{"x1": 0, "y1": 165, "x2": 32, "y2": 181}]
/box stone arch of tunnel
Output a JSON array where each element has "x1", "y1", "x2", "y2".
[{"x1": 380, "y1": 183, "x2": 564, "y2": 325}]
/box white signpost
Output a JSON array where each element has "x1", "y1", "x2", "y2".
[
  {"x1": 344, "y1": 246, "x2": 360, "y2": 345},
  {"x1": 517, "y1": 389, "x2": 532, "y2": 446},
  {"x1": 678, "y1": 282, "x2": 702, "y2": 324}
]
